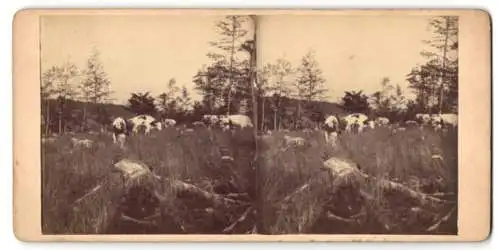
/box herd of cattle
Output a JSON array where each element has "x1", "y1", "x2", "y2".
[
  {"x1": 320, "y1": 112, "x2": 458, "y2": 145},
  {"x1": 41, "y1": 112, "x2": 458, "y2": 149},
  {"x1": 109, "y1": 114, "x2": 254, "y2": 148}
]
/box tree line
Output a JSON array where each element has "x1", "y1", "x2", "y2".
[{"x1": 41, "y1": 15, "x2": 458, "y2": 135}]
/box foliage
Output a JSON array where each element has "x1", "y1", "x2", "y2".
[
  {"x1": 126, "y1": 92, "x2": 159, "y2": 117},
  {"x1": 79, "y1": 49, "x2": 113, "y2": 104},
  {"x1": 406, "y1": 16, "x2": 458, "y2": 114},
  {"x1": 340, "y1": 90, "x2": 370, "y2": 114}
]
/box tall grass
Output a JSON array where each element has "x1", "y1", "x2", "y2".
[
  {"x1": 41, "y1": 127, "x2": 256, "y2": 234},
  {"x1": 259, "y1": 126, "x2": 458, "y2": 234},
  {"x1": 42, "y1": 126, "x2": 457, "y2": 235}
]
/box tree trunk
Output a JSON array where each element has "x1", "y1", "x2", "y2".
[
  {"x1": 273, "y1": 110, "x2": 277, "y2": 130},
  {"x1": 58, "y1": 112, "x2": 62, "y2": 134},
  {"x1": 296, "y1": 101, "x2": 301, "y2": 129},
  {"x1": 249, "y1": 15, "x2": 266, "y2": 234},
  {"x1": 227, "y1": 16, "x2": 237, "y2": 116},
  {"x1": 261, "y1": 98, "x2": 265, "y2": 131},
  {"x1": 45, "y1": 99, "x2": 51, "y2": 136},
  {"x1": 438, "y1": 17, "x2": 451, "y2": 114},
  {"x1": 82, "y1": 103, "x2": 87, "y2": 132}
]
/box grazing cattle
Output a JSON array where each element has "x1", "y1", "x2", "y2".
[
  {"x1": 342, "y1": 113, "x2": 369, "y2": 133},
  {"x1": 111, "y1": 117, "x2": 129, "y2": 147},
  {"x1": 375, "y1": 117, "x2": 390, "y2": 126},
  {"x1": 430, "y1": 113, "x2": 458, "y2": 129},
  {"x1": 202, "y1": 114, "x2": 221, "y2": 128},
  {"x1": 415, "y1": 113, "x2": 432, "y2": 125},
  {"x1": 129, "y1": 115, "x2": 162, "y2": 135},
  {"x1": 163, "y1": 118, "x2": 176, "y2": 127},
  {"x1": 323, "y1": 115, "x2": 341, "y2": 144},
  {"x1": 219, "y1": 114, "x2": 253, "y2": 130},
  {"x1": 71, "y1": 138, "x2": 94, "y2": 148}
]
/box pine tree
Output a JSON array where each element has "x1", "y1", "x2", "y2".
[{"x1": 79, "y1": 49, "x2": 113, "y2": 131}]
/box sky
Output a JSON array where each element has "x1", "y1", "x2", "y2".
[
  {"x1": 258, "y1": 14, "x2": 435, "y2": 103},
  {"x1": 41, "y1": 14, "x2": 436, "y2": 105}
]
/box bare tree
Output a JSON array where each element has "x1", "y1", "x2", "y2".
[
  {"x1": 79, "y1": 49, "x2": 113, "y2": 131},
  {"x1": 52, "y1": 62, "x2": 79, "y2": 134},
  {"x1": 157, "y1": 78, "x2": 181, "y2": 118},
  {"x1": 268, "y1": 57, "x2": 294, "y2": 130},
  {"x1": 41, "y1": 67, "x2": 59, "y2": 135}
]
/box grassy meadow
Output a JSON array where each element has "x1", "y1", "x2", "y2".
[{"x1": 41, "y1": 125, "x2": 457, "y2": 235}]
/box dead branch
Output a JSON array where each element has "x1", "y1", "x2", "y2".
[
  {"x1": 226, "y1": 192, "x2": 251, "y2": 201},
  {"x1": 361, "y1": 174, "x2": 455, "y2": 206},
  {"x1": 426, "y1": 206, "x2": 457, "y2": 232},
  {"x1": 170, "y1": 180, "x2": 249, "y2": 208},
  {"x1": 71, "y1": 184, "x2": 102, "y2": 206},
  {"x1": 281, "y1": 183, "x2": 311, "y2": 205},
  {"x1": 120, "y1": 213, "x2": 158, "y2": 226},
  {"x1": 325, "y1": 211, "x2": 358, "y2": 223},
  {"x1": 222, "y1": 206, "x2": 253, "y2": 233}
]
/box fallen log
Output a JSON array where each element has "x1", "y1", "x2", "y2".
[
  {"x1": 110, "y1": 159, "x2": 248, "y2": 208},
  {"x1": 321, "y1": 157, "x2": 454, "y2": 207},
  {"x1": 70, "y1": 158, "x2": 249, "y2": 233},
  {"x1": 361, "y1": 174, "x2": 454, "y2": 207},
  {"x1": 170, "y1": 180, "x2": 249, "y2": 208},
  {"x1": 276, "y1": 156, "x2": 456, "y2": 233}
]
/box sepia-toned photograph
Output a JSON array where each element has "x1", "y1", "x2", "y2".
[
  {"x1": 11, "y1": 9, "x2": 490, "y2": 241},
  {"x1": 39, "y1": 12, "x2": 459, "y2": 235}
]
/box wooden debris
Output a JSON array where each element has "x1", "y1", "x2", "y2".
[
  {"x1": 222, "y1": 206, "x2": 253, "y2": 233},
  {"x1": 276, "y1": 156, "x2": 456, "y2": 233},
  {"x1": 426, "y1": 206, "x2": 457, "y2": 232}
]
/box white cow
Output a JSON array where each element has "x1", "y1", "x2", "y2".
[
  {"x1": 375, "y1": 117, "x2": 390, "y2": 127},
  {"x1": 163, "y1": 118, "x2": 177, "y2": 127},
  {"x1": 202, "y1": 114, "x2": 221, "y2": 128},
  {"x1": 129, "y1": 115, "x2": 162, "y2": 135},
  {"x1": 342, "y1": 113, "x2": 369, "y2": 133},
  {"x1": 323, "y1": 115, "x2": 341, "y2": 145},
  {"x1": 416, "y1": 113, "x2": 432, "y2": 125},
  {"x1": 111, "y1": 117, "x2": 129, "y2": 147},
  {"x1": 430, "y1": 113, "x2": 458, "y2": 129},
  {"x1": 219, "y1": 114, "x2": 253, "y2": 130}
]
